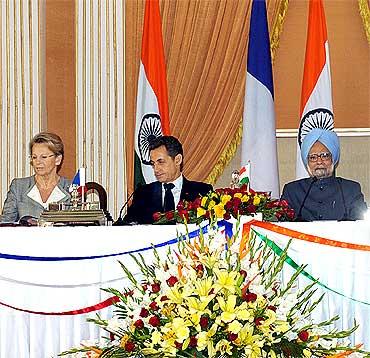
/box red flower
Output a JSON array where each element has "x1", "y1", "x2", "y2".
[
  {"x1": 125, "y1": 341, "x2": 135, "y2": 352},
  {"x1": 246, "y1": 204, "x2": 256, "y2": 213},
  {"x1": 267, "y1": 305, "x2": 277, "y2": 312},
  {"x1": 189, "y1": 336, "x2": 197, "y2": 348},
  {"x1": 152, "y1": 212, "x2": 162, "y2": 221},
  {"x1": 160, "y1": 295, "x2": 169, "y2": 302},
  {"x1": 254, "y1": 317, "x2": 265, "y2": 326},
  {"x1": 239, "y1": 269, "x2": 248, "y2": 279},
  {"x1": 149, "y1": 301, "x2": 159, "y2": 311},
  {"x1": 149, "y1": 315, "x2": 161, "y2": 327},
  {"x1": 298, "y1": 330, "x2": 310, "y2": 342},
  {"x1": 242, "y1": 292, "x2": 257, "y2": 302},
  {"x1": 175, "y1": 341, "x2": 182, "y2": 350},
  {"x1": 223, "y1": 212, "x2": 231, "y2": 220},
  {"x1": 134, "y1": 319, "x2": 144, "y2": 329},
  {"x1": 228, "y1": 333, "x2": 238, "y2": 341},
  {"x1": 193, "y1": 197, "x2": 202, "y2": 208},
  {"x1": 195, "y1": 263, "x2": 204, "y2": 272},
  {"x1": 200, "y1": 316, "x2": 209, "y2": 329},
  {"x1": 178, "y1": 209, "x2": 189, "y2": 221},
  {"x1": 177, "y1": 201, "x2": 185, "y2": 210},
  {"x1": 165, "y1": 211, "x2": 175, "y2": 220},
  {"x1": 225, "y1": 201, "x2": 233, "y2": 210},
  {"x1": 139, "y1": 308, "x2": 149, "y2": 318},
  {"x1": 166, "y1": 276, "x2": 178, "y2": 287},
  {"x1": 151, "y1": 282, "x2": 161, "y2": 293}
]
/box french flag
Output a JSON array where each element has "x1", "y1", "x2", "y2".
[
  {"x1": 70, "y1": 168, "x2": 86, "y2": 198},
  {"x1": 241, "y1": 0, "x2": 279, "y2": 198}
]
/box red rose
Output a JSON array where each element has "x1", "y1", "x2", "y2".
[
  {"x1": 225, "y1": 201, "x2": 233, "y2": 210},
  {"x1": 178, "y1": 209, "x2": 189, "y2": 221},
  {"x1": 152, "y1": 212, "x2": 162, "y2": 221},
  {"x1": 149, "y1": 315, "x2": 161, "y2": 327},
  {"x1": 254, "y1": 317, "x2": 264, "y2": 326},
  {"x1": 228, "y1": 333, "x2": 238, "y2": 341},
  {"x1": 149, "y1": 301, "x2": 159, "y2": 311},
  {"x1": 189, "y1": 336, "x2": 197, "y2": 348},
  {"x1": 246, "y1": 204, "x2": 256, "y2": 213},
  {"x1": 193, "y1": 197, "x2": 202, "y2": 208},
  {"x1": 223, "y1": 212, "x2": 231, "y2": 220},
  {"x1": 139, "y1": 308, "x2": 149, "y2": 318},
  {"x1": 125, "y1": 341, "x2": 135, "y2": 352},
  {"x1": 177, "y1": 201, "x2": 185, "y2": 210},
  {"x1": 243, "y1": 292, "x2": 257, "y2": 302},
  {"x1": 232, "y1": 197, "x2": 242, "y2": 207},
  {"x1": 151, "y1": 282, "x2": 161, "y2": 293},
  {"x1": 239, "y1": 269, "x2": 248, "y2": 279},
  {"x1": 195, "y1": 263, "x2": 204, "y2": 272},
  {"x1": 298, "y1": 330, "x2": 309, "y2": 342},
  {"x1": 199, "y1": 316, "x2": 209, "y2": 329},
  {"x1": 280, "y1": 199, "x2": 289, "y2": 207},
  {"x1": 134, "y1": 319, "x2": 144, "y2": 329},
  {"x1": 165, "y1": 211, "x2": 175, "y2": 220},
  {"x1": 166, "y1": 276, "x2": 178, "y2": 287}
]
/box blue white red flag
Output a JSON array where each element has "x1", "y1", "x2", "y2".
[{"x1": 241, "y1": 0, "x2": 279, "y2": 198}]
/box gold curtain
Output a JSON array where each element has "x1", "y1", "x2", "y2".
[{"x1": 125, "y1": 0, "x2": 285, "y2": 193}]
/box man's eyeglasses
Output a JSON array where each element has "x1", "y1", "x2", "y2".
[
  {"x1": 30, "y1": 154, "x2": 56, "y2": 161},
  {"x1": 307, "y1": 152, "x2": 332, "y2": 162}
]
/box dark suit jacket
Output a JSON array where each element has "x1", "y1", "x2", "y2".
[
  {"x1": 281, "y1": 176, "x2": 367, "y2": 221},
  {"x1": 123, "y1": 177, "x2": 213, "y2": 224}
]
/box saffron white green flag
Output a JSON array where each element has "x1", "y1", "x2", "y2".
[
  {"x1": 241, "y1": 0, "x2": 279, "y2": 198},
  {"x1": 296, "y1": 0, "x2": 333, "y2": 179},
  {"x1": 135, "y1": 0, "x2": 170, "y2": 187}
]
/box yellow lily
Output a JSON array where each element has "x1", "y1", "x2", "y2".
[
  {"x1": 214, "y1": 269, "x2": 238, "y2": 293},
  {"x1": 217, "y1": 295, "x2": 237, "y2": 323}
]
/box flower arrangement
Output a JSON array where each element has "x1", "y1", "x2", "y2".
[
  {"x1": 60, "y1": 221, "x2": 366, "y2": 358},
  {"x1": 153, "y1": 186, "x2": 295, "y2": 224}
]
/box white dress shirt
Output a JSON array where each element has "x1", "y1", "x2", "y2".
[{"x1": 162, "y1": 175, "x2": 183, "y2": 208}]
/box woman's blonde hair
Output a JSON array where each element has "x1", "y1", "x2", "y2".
[{"x1": 29, "y1": 132, "x2": 64, "y2": 171}]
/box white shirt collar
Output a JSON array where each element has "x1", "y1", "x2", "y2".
[{"x1": 27, "y1": 184, "x2": 67, "y2": 208}]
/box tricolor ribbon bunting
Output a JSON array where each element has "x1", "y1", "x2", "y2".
[
  {"x1": 241, "y1": 219, "x2": 370, "y2": 306},
  {"x1": 0, "y1": 221, "x2": 233, "y2": 315}
]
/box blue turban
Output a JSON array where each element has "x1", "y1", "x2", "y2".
[{"x1": 301, "y1": 128, "x2": 340, "y2": 167}]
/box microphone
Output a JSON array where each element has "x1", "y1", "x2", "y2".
[
  {"x1": 295, "y1": 176, "x2": 318, "y2": 221},
  {"x1": 113, "y1": 191, "x2": 135, "y2": 226}
]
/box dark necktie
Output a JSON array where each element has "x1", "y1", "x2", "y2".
[{"x1": 163, "y1": 183, "x2": 175, "y2": 212}]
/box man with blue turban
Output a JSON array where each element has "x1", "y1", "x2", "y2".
[{"x1": 281, "y1": 129, "x2": 367, "y2": 221}]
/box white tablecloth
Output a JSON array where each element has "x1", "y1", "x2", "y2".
[{"x1": 0, "y1": 221, "x2": 369, "y2": 357}]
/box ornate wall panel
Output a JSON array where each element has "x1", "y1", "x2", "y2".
[
  {"x1": 0, "y1": 0, "x2": 43, "y2": 208},
  {"x1": 76, "y1": 0, "x2": 126, "y2": 219}
]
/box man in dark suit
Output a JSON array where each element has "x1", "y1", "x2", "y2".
[
  {"x1": 123, "y1": 136, "x2": 213, "y2": 224},
  {"x1": 281, "y1": 129, "x2": 367, "y2": 221}
]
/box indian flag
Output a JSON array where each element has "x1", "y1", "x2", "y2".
[
  {"x1": 296, "y1": 0, "x2": 334, "y2": 179},
  {"x1": 241, "y1": 0, "x2": 280, "y2": 198},
  {"x1": 134, "y1": 0, "x2": 170, "y2": 186}
]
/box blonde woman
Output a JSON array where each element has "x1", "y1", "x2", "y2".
[{"x1": 0, "y1": 132, "x2": 71, "y2": 223}]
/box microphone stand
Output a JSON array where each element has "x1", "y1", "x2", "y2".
[
  {"x1": 295, "y1": 176, "x2": 318, "y2": 221},
  {"x1": 113, "y1": 191, "x2": 135, "y2": 226}
]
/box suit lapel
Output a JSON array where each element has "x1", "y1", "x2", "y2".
[{"x1": 153, "y1": 182, "x2": 164, "y2": 212}]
